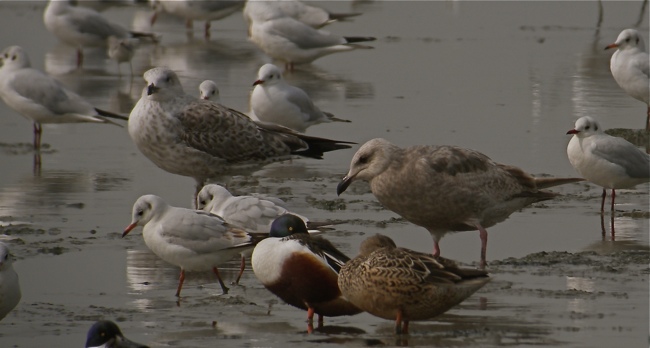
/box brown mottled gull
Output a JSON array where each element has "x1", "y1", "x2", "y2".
[
  {"x1": 128, "y1": 67, "x2": 354, "y2": 197},
  {"x1": 337, "y1": 138, "x2": 583, "y2": 268}
]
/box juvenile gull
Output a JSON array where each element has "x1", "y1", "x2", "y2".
[
  {"x1": 198, "y1": 80, "x2": 220, "y2": 102},
  {"x1": 249, "y1": 15, "x2": 375, "y2": 70},
  {"x1": 128, "y1": 67, "x2": 354, "y2": 197},
  {"x1": 122, "y1": 194, "x2": 263, "y2": 296},
  {"x1": 44, "y1": 0, "x2": 158, "y2": 67},
  {"x1": 243, "y1": 0, "x2": 361, "y2": 33},
  {"x1": 605, "y1": 28, "x2": 650, "y2": 130},
  {"x1": 150, "y1": 0, "x2": 244, "y2": 39},
  {"x1": 337, "y1": 138, "x2": 583, "y2": 268},
  {"x1": 251, "y1": 214, "x2": 362, "y2": 332},
  {"x1": 567, "y1": 116, "x2": 650, "y2": 212},
  {"x1": 338, "y1": 234, "x2": 490, "y2": 335},
  {"x1": 0, "y1": 242, "x2": 21, "y2": 321},
  {"x1": 85, "y1": 320, "x2": 148, "y2": 348},
  {"x1": 107, "y1": 36, "x2": 136, "y2": 76},
  {"x1": 0, "y1": 46, "x2": 127, "y2": 150},
  {"x1": 251, "y1": 63, "x2": 350, "y2": 132}
]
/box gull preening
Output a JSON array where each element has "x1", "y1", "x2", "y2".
[
  {"x1": 85, "y1": 320, "x2": 148, "y2": 348},
  {"x1": 150, "y1": 0, "x2": 244, "y2": 39},
  {"x1": 338, "y1": 234, "x2": 490, "y2": 335},
  {"x1": 337, "y1": 138, "x2": 583, "y2": 268},
  {"x1": 250, "y1": 63, "x2": 351, "y2": 132},
  {"x1": 243, "y1": 0, "x2": 361, "y2": 32},
  {"x1": 0, "y1": 242, "x2": 21, "y2": 321},
  {"x1": 567, "y1": 116, "x2": 650, "y2": 212},
  {"x1": 128, "y1": 67, "x2": 354, "y2": 197},
  {"x1": 0, "y1": 46, "x2": 127, "y2": 150},
  {"x1": 605, "y1": 29, "x2": 650, "y2": 130},
  {"x1": 198, "y1": 80, "x2": 220, "y2": 102},
  {"x1": 123, "y1": 194, "x2": 263, "y2": 296},
  {"x1": 44, "y1": 0, "x2": 158, "y2": 67},
  {"x1": 249, "y1": 15, "x2": 375, "y2": 70}
]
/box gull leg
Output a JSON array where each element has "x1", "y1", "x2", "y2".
[
  {"x1": 432, "y1": 240, "x2": 440, "y2": 257},
  {"x1": 307, "y1": 306, "x2": 315, "y2": 333},
  {"x1": 76, "y1": 48, "x2": 83, "y2": 68},
  {"x1": 403, "y1": 320, "x2": 410, "y2": 335},
  {"x1": 204, "y1": 21, "x2": 211, "y2": 39},
  {"x1": 33, "y1": 122, "x2": 42, "y2": 150},
  {"x1": 600, "y1": 189, "x2": 607, "y2": 213},
  {"x1": 150, "y1": 12, "x2": 158, "y2": 26},
  {"x1": 476, "y1": 224, "x2": 488, "y2": 269},
  {"x1": 395, "y1": 309, "x2": 404, "y2": 335},
  {"x1": 610, "y1": 189, "x2": 616, "y2": 212},
  {"x1": 175, "y1": 269, "x2": 186, "y2": 297},
  {"x1": 212, "y1": 266, "x2": 229, "y2": 294},
  {"x1": 233, "y1": 255, "x2": 245, "y2": 285}
]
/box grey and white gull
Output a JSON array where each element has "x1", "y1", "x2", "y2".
[
  {"x1": 250, "y1": 63, "x2": 350, "y2": 132},
  {"x1": 150, "y1": 0, "x2": 244, "y2": 39},
  {"x1": 198, "y1": 80, "x2": 220, "y2": 102},
  {"x1": 337, "y1": 138, "x2": 583, "y2": 268},
  {"x1": 0, "y1": 242, "x2": 21, "y2": 321},
  {"x1": 128, "y1": 67, "x2": 354, "y2": 198},
  {"x1": 605, "y1": 29, "x2": 649, "y2": 130},
  {"x1": 567, "y1": 116, "x2": 649, "y2": 212},
  {"x1": 0, "y1": 46, "x2": 127, "y2": 150}
]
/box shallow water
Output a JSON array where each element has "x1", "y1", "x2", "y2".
[{"x1": 0, "y1": 1, "x2": 648, "y2": 347}]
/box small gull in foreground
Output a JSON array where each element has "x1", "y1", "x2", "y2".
[
  {"x1": 128, "y1": 67, "x2": 354, "y2": 198},
  {"x1": 0, "y1": 242, "x2": 21, "y2": 321},
  {"x1": 107, "y1": 36, "x2": 137, "y2": 76},
  {"x1": 605, "y1": 28, "x2": 650, "y2": 130},
  {"x1": 251, "y1": 214, "x2": 362, "y2": 333},
  {"x1": 85, "y1": 320, "x2": 148, "y2": 348},
  {"x1": 249, "y1": 16, "x2": 375, "y2": 71},
  {"x1": 123, "y1": 194, "x2": 263, "y2": 296},
  {"x1": 337, "y1": 138, "x2": 583, "y2": 268},
  {"x1": 198, "y1": 80, "x2": 220, "y2": 102},
  {"x1": 251, "y1": 63, "x2": 351, "y2": 132},
  {"x1": 150, "y1": 0, "x2": 244, "y2": 38},
  {"x1": 338, "y1": 234, "x2": 490, "y2": 335},
  {"x1": 44, "y1": 0, "x2": 158, "y2": 67},
  {"x1": 566, "y1": 116, "x2": 649, "y2": 212},
  {"x1": 0, "y1": 46, "x2": 127, "y2": 150}
]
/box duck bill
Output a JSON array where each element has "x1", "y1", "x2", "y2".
[
  {"x1": 604, "y1": 43, "x2": 618, "y2": 50},
  {"x1": 566, "y1": 129, "x2": 579, "y2": 135},
  {"x1": 122, "y1": 223, "x2": 137, "y2": 238},
  {"x1": 337, "y1": 175, "x2": 353, "y2": 196}
]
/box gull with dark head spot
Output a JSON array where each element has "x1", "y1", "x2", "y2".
[
  {"x1": 85, "y1": 320, "x2": 148, "y2": 348},
  {"x1": 605, "y1": 29, "x2": 650, "y2": 130},
  {"x1": 198, "y1": 80, "x2": 220, "y2": 102},
  {"x1": 128, "y1": 67, "x2": 354, "y2": 199},
  {"x1": 0, "y1": 45, "x2": 127, "y2": 150},
  {"x1": 122, "y1": 194, "x2": 264, "y2": 297},
  {"x1": 0, "y1": 242, "x2": 21, "y2": 321},
  {"x1": 337, "y1": 138, "x2": 583, "y2": 268},
  {"x1": 567, "y1": 116, "x2": 649, "y2": 212},
  {"x1": 251, "y1": 63, "x2": 351, "y2": 132}
]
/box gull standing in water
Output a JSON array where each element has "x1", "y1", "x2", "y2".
[
  {"x1": 150, "y1": 0, "x2": 244, "y2": 39},
  {"x1": 337, "y1": 138, "x2": 583, "y2": 269},
  {"x1": 251, "y1": 64, "x2": 350, "y2": 132},
  {"x1": 44, "y1": 0, "x2": 158, "y2": 67},
  {"x1": 605, "y1": 29, "x2": 649, "y2": 130},
  {"x1": 0, "y1": 242, "x2": 21, "y2": 321},
  {"x1": 0, "y1": 46, "x2": 127, "y2": 150},
  {"x1": 128, "y1": 67, "x2": 354, "y2": 200},
  {"x1": 567, "y1": 116, "x2": 649, "y2": 212}
]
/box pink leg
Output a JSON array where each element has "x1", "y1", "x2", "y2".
[
  {"x1": 600, "y1": 189, "x2": 607, "y2": 213},
  {"x1": 204, "y1": 21, "x2": 211, "y2": 38},
  {"x1": 432, "y1": 240, "x2": 441, "y2": 257},
  {"x1": 234, "y1": 255, "x2": 245, "y2": 285},
  {"x1": 175, "y1": 269, "x2": 186, "y2": 297},
  {"x1": 33, "y1": 123, "x2": 42, "y2": 150},
  {"x1": 610, "y1": 189, "x2": 616, "y2": 212},
  {"x1": 403, "y1": 320, "x2": 410, "y2": 335},
  {"x1": 76, "y1": 48, "x2": 83, "y2": 68},
  {"x1": 150, "y1": 12, "x2": 158, "y2": 26},
  {"x1": 395, "y1": 309, "x2": 404, "y2": 335},
  {"x1": 212, "y1": 266, "x2": 229, "y2": 294},
  {"x1": 476, "y1": 224, "x2": 488, "y2": 270}
]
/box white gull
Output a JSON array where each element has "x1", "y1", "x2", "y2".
[
  {"x1": 0, "y1": 242, "x2": 21, "y2": 322},
  {"x1": 150, "y1": 0, "x2": 244, "y2": 38},
  {"x1": 198, "y1": 80, "x2": 220, "y2": 102}
]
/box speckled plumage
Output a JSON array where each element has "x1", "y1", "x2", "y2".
[
  {"x1": 337, "y1": 138, "x2": 583, "y2": 267},
  {"x1": 338, "y1": 234, "x2": 490, "y2": 334}
]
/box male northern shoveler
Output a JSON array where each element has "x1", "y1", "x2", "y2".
[
  {"x1": 338, "y1": 234, "x2": 491, "y2": 335},
  {"x1": 251, "y1": 214, "x2": 361, "y2": 332},
  {"x1": 85, "y1": 320, "x2": 148, "y2": 348}
]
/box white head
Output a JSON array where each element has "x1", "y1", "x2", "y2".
[
  {"x1": 0, "y1": 242, "x2": 15, "y2": 272},
  {"x1": 0, "y1": 46, "x2": 31, "y2": 72},
  {"x1": 196, "y1": 184, "x2": 233, "y2": 212},
  {"x1": 566, "y1": 116, "x2": 604, "y2": 139},
  {"x1": 253, "y1": 64, "x2": 284, "y2": 87},
  {"x1": 123, "y1": 194, "x2": 169, "y2": 236},
  {"x1": 337, "y1": 138, "x2": 399, "y2": 195},
  {"x1": 199, "y1": 80, "x2": 220, "y2": 101},
  {"x1": 607, "y1": 28, "x2": 646, "y2": 52},
  {"x1": 142, "y1": 67, "x2": 184, "y2": 100}
]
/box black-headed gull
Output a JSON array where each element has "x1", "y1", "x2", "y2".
[
  {"x1": 605, "y1": 29, "x2": 650, "y2": 130},
  {"x1": 0, "y1": 242, "x2": 21, "y2": 321},
  {"x1": 150, "y1": 0, "x2": 244, "y2": 39},
  {"x1": 251, "y1": 214, "x2": 362, "y2": 332},
  {"x1": 85, "y1": 320, "x2": 148, "y2": 348},
  {"x1": 337, "y1": 138, "x2": 583, "y2": 269},
  {"x1": 566, "y1": 116, "x2": 649, "y2": 212},
  {"x1": 338, "y1": 234, "x2": 490, "y2": 335},
  {"x1": 250, "y1": 63, "x2": 351, "y2": 132},
  {"x1": 0, "y1": 46, "x2": 127, "y2": 150},
  {"x1": 128, "y1": 67, "x2": 354, "y2": 198},
  {"x1": 198, "y1": 80, "x2": 220, "y2": 102},
  {"x1": 123, "y1": 194, "x2": 263, "y2": 296},
  {"x1": 44, "y1": 0, "x2": 158, "y2": 67}
]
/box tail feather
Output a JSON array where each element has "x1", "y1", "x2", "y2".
[
  {"x1": 95, "y1": 107, "x2": 129, "y2": 121},
  {"x1": 343, "y1": 36, "x2": 376, "y2": 44},
  {"x1": 534, "y1": 177, "x2": 584, "y2": 189},
  {"x1": 324, "y1": 112, "x2": 351, "y2": 123},
  {"x1": 129, "y1": 31, "x2": 160, "y2": 43},
  {"x1": 292, "y1": 133, "x2": 355, "y2": 159},
  {"x1": 329, "y1": 12, "x2": 362, "y2": 21}
]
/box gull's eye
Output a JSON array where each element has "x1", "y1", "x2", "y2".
[
  {"x1": 136, "y1": 209, "x2": 144, "y2": 217},
  {"x1": 358, "y1": 155, "x2": 369, "y2": 164},
  {"x1": 11, "y1": 55, "x2": 16, "y2": 61}
]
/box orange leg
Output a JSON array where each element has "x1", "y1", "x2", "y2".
[
  {"x1": 175, "y1": 269, "x2": 186, "y2": 297},
  {"x1": 395, "y1": 309, "x2": 403, "y2": 335},
  {"x1": 234, "y1": 256, "x2": 245, "y2": 285},
  {"x1": 212, "y1": 266, "x2": 229, "y2": 294}
]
